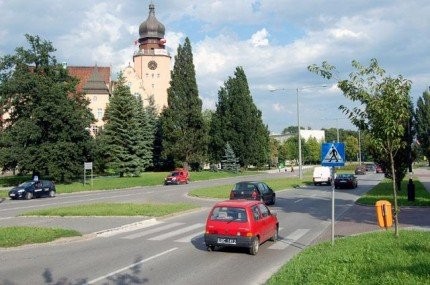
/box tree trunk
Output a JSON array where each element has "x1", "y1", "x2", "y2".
[{"x1": 390, "y1": 151, "x2": 399, "y2": 237}]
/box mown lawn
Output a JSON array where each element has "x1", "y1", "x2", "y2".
[
  {"x1": 21, "y1": 202, "x2": 198, "y2": 217},
  {"x1": 1, "y1": 203, "x2": 199, "y2": 247},
  {"x1": 0, "y1": 226, "x2": 81, "y2": 247},
  {"x1": 188, "y1": 177, "x2": 306, "y2": 199},
  {"x1": 0, "y1": 170, "x2": 258, "y2": 198},
  {"x1": 357, "y1": 178, "x2": 430, "y2": 206},
  {"x1": 267, "y1": 229, "x2": 430, "y2": 285}
]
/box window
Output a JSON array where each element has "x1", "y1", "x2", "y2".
[
  {"x1": 97, "y1": 108, "x2": 103, "y2": 119},
  {"x1": 258, "y1": 204, "x2": 270, "y2": 218},
  {"x1": 91, "y1": 125, "x2": 99, "y2": 135},
  {"x1": 252, "y1": 206, "x2": 260, "y2": 221},
  {"x1": 211, "y1": 207, "x2": 247, "y2": 221},
  {"x1": 258, "y1": 183, "x2": 267, "y2": 194}
]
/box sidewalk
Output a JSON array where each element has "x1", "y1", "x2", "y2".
[{"x1": 313, "y1": 167, "x2": 430, "y2": 244}]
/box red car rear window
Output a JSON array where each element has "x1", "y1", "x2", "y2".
[{"x1": 210, "y1": 206, "x2": 247, "y2": 222}]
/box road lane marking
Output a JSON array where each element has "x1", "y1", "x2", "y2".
[
  {"x1": 148, "y1": 223, "x2": 204, "y2": 241},
  {"x1": 294, "y1": 199, "x2": 303, "y2": 203},
  {"x1": 87, "y1": 247, "x2": 178, "y2": 284},
  {"x1": 174, "y1": 232, "x2": 203, "y2": 243},
  {"x1": 268, "y1": 229, "x2": 310, "y2": 250},
  {"x1": 96, "y1": 219, "x2": 162, "y2": 238},
  {"x1": 123, "y1": 222, "x2": 184, "y2": 239}
]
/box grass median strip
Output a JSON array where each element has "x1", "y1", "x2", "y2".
[
  {"x1": 20, "y1": 202, "x2": 199, "y2": 217},
  {"x1": 0, "y1": 226, "x2": 81, "y2": 248},
  {"x1": 267, "y1": 229, "x2": 430, "y2": 284},
  {"x1": 188, "y1": 177, "x2": 305, "y2": 199},
  {"x1": 357, "y1": 179, "x2": 430, "y2": 206}
]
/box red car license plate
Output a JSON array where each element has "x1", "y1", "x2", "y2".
[{"x1": 217, "y1": 238, "x2": 237, "y2": 245}]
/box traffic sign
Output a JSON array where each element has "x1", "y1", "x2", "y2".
[{"x1": 321, "y1": 143, "x2": 345, "y2": 167}]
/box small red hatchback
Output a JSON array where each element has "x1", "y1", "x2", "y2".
[
  {"x1": 164, "y1": 168, "x2": 189, "y2": 185},
  {"x1": 204, "y1": 200, "x2": 279, "y2": 255}
]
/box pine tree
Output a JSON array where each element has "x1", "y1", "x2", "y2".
[
  {"x1": 159, "y1": 37, "x2": 208, "y2": 170},
  {"x1": 222, "y1": 142, "x2": 239, "y2": 173},
  {"x1": 135, "y1": 95, "x2": 155, "y2": 170},
  {"x1": 0, "y1": 34, "x2": 94, "y2": 182},
  {"x1": 101, "y1": 73, "x2": 146, "y2": 177},
  {"x1": 209, "y1": 67, "x2": 270, "y2": 169},
  {"x1": 415, "y1": 89, "x2": 430, "y2": 165}
]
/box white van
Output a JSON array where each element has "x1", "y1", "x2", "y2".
[{"x1": 313, "y1": 166, "x2": 332, "y2": 186}]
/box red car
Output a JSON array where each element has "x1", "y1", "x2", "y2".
[
  {"x1": 375, "y1": 165, "x2": 384, "y2": 173},
  {"x1": 164, "y1": 168, "x2": 189, "y2": 185},
  {"x1": 204, "y1": 200, "x2": 279, "y2": 255}
]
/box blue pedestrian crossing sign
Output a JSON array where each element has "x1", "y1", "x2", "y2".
[{"x1": 321, "y1": 143, "x2": 345, "y2": 167}]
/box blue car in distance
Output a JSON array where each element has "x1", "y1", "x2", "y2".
[{"x1": 9, "y1": 180, "x2": 56, "y2": 200}]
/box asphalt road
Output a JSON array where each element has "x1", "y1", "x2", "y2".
[{"x1": 0, "y1": 171, "x2": 384, "y2": 285}]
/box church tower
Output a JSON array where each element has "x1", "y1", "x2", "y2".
[{"x1": 123, "y1": 3, "x2": 171, "y2": 112}]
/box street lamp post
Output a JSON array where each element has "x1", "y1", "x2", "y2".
[
  {"x1": 271, "y1": 85, "x2": 326, "y2": 179},
  {"x1": 296, "y1": 88, "x2": 303, "y2": 179}
]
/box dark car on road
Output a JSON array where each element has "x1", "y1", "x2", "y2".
[
  {"x1": 204, "y1": 200, "x2": 278, "y2": 255},
  {"x1": 334, "y1": 174, "x2": 358, "y2": 189},
  {"x1": 9, "y1": 180, "x2": 56, "y2": 200},
  {"x1": 354, "y1": 165, "x2": 366, "y2": 175},
  {"x1": 229, "y1": 181, "x2": 276, "y2": 205},
  {"x1": 364, "y1": 163, "x2": 376, "y2": 173}
]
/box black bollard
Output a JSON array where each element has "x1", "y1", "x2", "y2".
[{"x1": 407, "y1": 178, "x2": 415, "y2": 202}]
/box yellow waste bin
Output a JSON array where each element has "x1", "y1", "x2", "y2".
[{"x1": 375, "y1": 200, "x2": 393, "y2": 229}]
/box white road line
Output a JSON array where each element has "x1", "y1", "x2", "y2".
[
  {"x1": 148, "y1": 223, "x2": 204, "y2": 241},
  {"x1": 174, "y1": 232, "x2": 203, "y2": 243},
  {"x1": 123, "y1": 222, "x2": 184, "y2": 239},
  {"x1": 268, "y1": 229, "x2": 310, "y2": 250},
  {"x1": 96, "y1": 219, "x2": 163, "y2": 238},
  {"x1": 294, "y1": 199, "x2": 303, "y2": 203},
  {"x1": 87, "y1": 247, "x2": 178, "y2": 284}
]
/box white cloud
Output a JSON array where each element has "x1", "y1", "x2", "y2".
[
  {"x1": 249, "y1": 28, "x2": 269, "y2": 47},
  {"x1": 1, "y1": 0, "x2": 429, "y2": 133}
]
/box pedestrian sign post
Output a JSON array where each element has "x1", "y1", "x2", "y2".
[
  {"x1": 321, "y1": 143, "x2": 345, "y2": 167},
  {"x1": 320, "y1": 142, "x2": 345, "y2": 246}
]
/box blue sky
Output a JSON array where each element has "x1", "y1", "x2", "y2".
[{"x1": 1, "y1": 0, "x2": 429, "y2": 134}]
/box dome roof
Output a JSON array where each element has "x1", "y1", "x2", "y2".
[{"x1": 139, "y1": 4, "x2": 165, "y2": 40}]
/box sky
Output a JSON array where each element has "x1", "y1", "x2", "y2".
[{"x1": 1, "y1": 0, "x2": 429, "y2": 134}]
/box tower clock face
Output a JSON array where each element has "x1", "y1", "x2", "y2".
[{"x1": 148, "y1": 60, "x2": 157, "y2": 70}]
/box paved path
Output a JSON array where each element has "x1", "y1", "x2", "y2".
[{"x1": 313, "y1": 167, "x2": 430, "y2": 244}]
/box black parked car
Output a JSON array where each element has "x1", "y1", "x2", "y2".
[
  {"x1": 334, "y1": 174, "x2": 358, "y2": 189},
  {"x1": 229, "y1": 181, "x2": 276, "y2": 205},
  {"x1": 9, "y1": 180, "x2": 56, "y2": 200}
]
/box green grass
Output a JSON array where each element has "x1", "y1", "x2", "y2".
[
  {"x1": 0, "y1": 226, "x2": 81, "y2": 248},
  {"x1": 0, "y1": 170, "x2": 257, "y2": 198},
  {"x1": 1, "y1": 203, "x2": 199, "y2": 247},
  {"x1": 189, "y1": 177, "x2": 307, "y2": 199},
  {"x1": 357, "y1": 178, "x2": 430, "y2": 206},
  {"x1": 267, "y1": 229, "x2": 430, "y2": 285},
  {"x1": 21, "y1": 202, "x2": 198, "y2": 217}
]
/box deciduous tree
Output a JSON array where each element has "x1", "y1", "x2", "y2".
[
  {"x1": 0, "y1": 34, "x2": 93, "y2": 182},
  {"x1": 309, "y1": 58, "x2": 412, "y2": 236}
]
